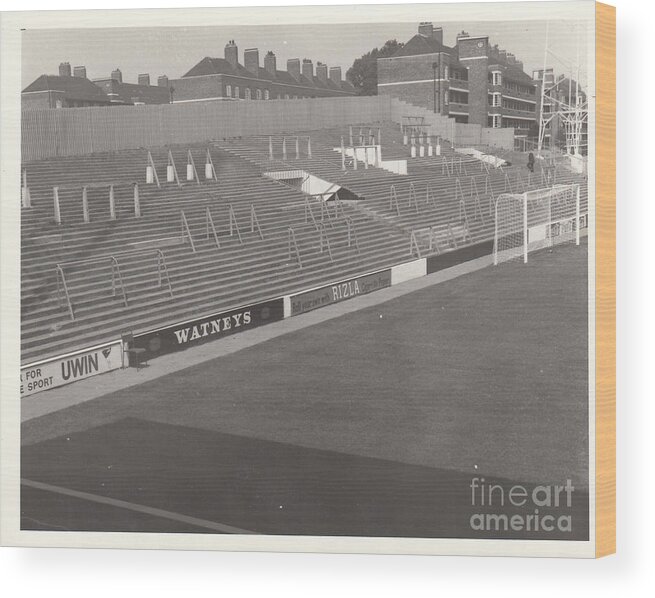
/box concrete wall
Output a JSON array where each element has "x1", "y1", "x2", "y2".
[
  {"x1": 22, "y1": 96, "x2": 395, "y2": 162},
  {"x1": 22, "y1": 94, "x2": 513, "y2": 162},
  {"x1": 481, "y1": 127, "x2": 514, "y2": 149}
]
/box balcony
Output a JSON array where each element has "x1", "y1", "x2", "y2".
[
  {"x1": 448, "y1": 102, "x2": 469, "y2": 114},
  {"x1": 448, "y1": 78, "x2": 469, "y2": 91},
  {"x1": 500, "y1": 106, "x2": 537, "y2": 120}
]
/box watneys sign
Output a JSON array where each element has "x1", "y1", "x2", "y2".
[
  {"x1": 21, "y1": 341, "x2": 123, "y2": 397},
  {"x1": 133, "y1": 298, "x2": 284, "y2": 359}
]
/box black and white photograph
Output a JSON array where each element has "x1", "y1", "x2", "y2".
[{"x1": 0, "y1": 0, "x2": 617, "y2": 562}]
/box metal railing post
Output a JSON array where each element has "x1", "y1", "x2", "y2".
[
  {"x1": 109, "y1": 185, "x2": 116, "y2": 220},
  {"x1": 133, "y1": 183, "x2": 141, "y2": 218},
  {"x1": 53, "y1": 187, "x2": 61, "y2": 225},
  {"x1": 82, "y1": 186, "x2": 90, "y2": 223}
]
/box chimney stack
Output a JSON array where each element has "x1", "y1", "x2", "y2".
[
  {"x1": 111, "y1": 68, "x2": 122, "y2": 83},
  {"x1": 225, "y1": 40, "x2": 238, "y2": 68},
  {"x1": 244, "y1": 48, "x2": 260, "y2": 77},
  {"x1": 316, "y1": 62, "x2": 328, "y2": 83},
  {"x1": 157, "y1": 75, "x2": 169, "y2": 88},
  {"x1": 73, "y1": 66, "x2": 87, "y2": 79},
  {"x1": 138, "y1": 73, "x2": 151, "y2": 86},
  {"x1": 507, "y1": 53, "x2": 516, "y2": 65},
  {"x1": 287, "y1": 58, "x2": 301, "y2": 80},
  {"x1": 432, "y1": 26, "x2": 443, "y2": 45},
  {"x1": 302, "y1": 58, "x2": 313, "y2": 80},
  {"x1": 418, "y1": 22, "x2": 434, "y2": 37},
  {"x1": 499, "y1": 49, "x2": 507, "y2": 61},
  {"x1": 456, "y1": 31, "x2": 470, "y2": 41},
  {"x1": 59, "y1": 62, "x2": 71, "y2": 77},
  {"x1": 329, "y1": 66, "x2": 342, "y2": 85},
  {"x1": 264, "y1": 51, "x2": 277, "y2": 76}
]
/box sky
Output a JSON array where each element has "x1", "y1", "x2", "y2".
[{"x1": 21, "y1": 19, "x2": 588, "y2": 90}]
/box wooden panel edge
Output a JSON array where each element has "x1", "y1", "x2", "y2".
[{"x1": 595, "y1": 0, "x2": 616, "y2": 558}]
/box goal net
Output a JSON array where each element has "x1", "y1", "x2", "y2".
[{"x1": 493, "y1": 183, "x2": 583, "y2": 265}]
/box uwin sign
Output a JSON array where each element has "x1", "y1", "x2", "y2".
[{"x1": 21, "y1": 340, "x2": 123, "y2": 397}]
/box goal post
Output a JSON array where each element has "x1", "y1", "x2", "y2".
[{"x1": 493, "y1": 183, "x2": 583, "y2": 265}]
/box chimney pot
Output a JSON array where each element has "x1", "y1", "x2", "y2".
[
  {"x1": 301, "y1": 58, "x2": 313, "y2": 80},
  {"x1": 287, "y1": 58, "x2": 301, "y2": 80},
  {"x1": 244, "y1": 48, "x2": 260, "y2": 77},
  {"x1": 316, "y1": 63, "x2": 328, "y2": 83},
  {"x1": 329, "y1": 66, "x2": 342, "y2": 85},
  {"x1": 225, "y1": 40, "x2": 239, "y2": 68},
  {"x1": 58, "y1": 62, "x2": 71, "y2": 77},
  {"x1": 264, "y1": 51, "x2": 277, "y2": 76},
  {"x1": 418, "y1": 22, "x2": 434, "y2": 38}
]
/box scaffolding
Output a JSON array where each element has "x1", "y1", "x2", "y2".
[{"x1": 537, "y1": 22, "x2": 588, "y2": 157}]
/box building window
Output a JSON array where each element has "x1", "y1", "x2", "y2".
[
  {"x1": 225, "y1": 84, "x2": 232, "y2": 98},
  {"x1": 444, "y1": 65, "x2": 449, "y2": 80},
  {"x1": 492, "y1": 92, "x2": 502, "y2": 107},
  {"x1": 234, "y1": 86, "x2": 239, "y2": 98},
  {"x1": 264, "y1": 89, "x2": 270, "y2": 100},
  {"x1": 444, "y1": 91, "x2": 449, "y2": 105},
  {"x1": 285, "y1": 93, "x2": 290, "y2": 100},
  {"x1": 245, "y1": 88, "x2": 252, "y2": 100},
  {"x1": 256, "y1": 89, "x2": 262, "y2": 100},
  {"x1": 492, "y1": 71, "x2": 502, "y2": 86},
  {"x1": 492, "y1": 114, "x2": 501, "y2": 128}
]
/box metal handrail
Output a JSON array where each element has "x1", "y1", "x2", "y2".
[
  {"x1": 227, "y1": 204, "x2": 243, "y2": 244},
  {"x1": 147, "y1": 150, "x2": 161, "y2": 187},
  {"x1": 250, "y1": 204, "x2": 264, "y2": 240},
  {"x1": 55, "y1": 264, "x2": 75, "y2": 321},
  {"x1": 180, "y1": 210, "x2": 196, "y2": 253},
  {"x1": 287, "y1": 227, "x2": 302, "y2": 269},
  {"x1": 155, "y1": 249, "x2": 174, "y2": 299},
  {"x1": 187, "y1": 149, "x2": 201, "y2": 186},
  {"x1": 167, "y1": 149, "x2": 181, "y2": 187},
  {"x1": 317, "y1": 222, "x2": 334, "y2": 263},
  {"x1": 344, "y1": 216, "x2": 360, "y2": 253},
  {"x1": 205, "y1": 207, "x2": 221, "y2": 248}
]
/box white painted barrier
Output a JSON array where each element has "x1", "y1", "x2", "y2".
[
  {"x1": 379, "y1": 160, "x2": 408, "y2": 175},
  {"x1": 21, "y1": 340, "x2": 123, "y2": 398},
  {"x1": 391, "y1": 259, "x2": 427, "y2": 285},
  {"x1": 283, "y1": 296, "x2": 292, "y2": 318}
]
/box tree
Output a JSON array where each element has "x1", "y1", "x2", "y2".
[{"x1": 346, "y1": 39, "x2": 404, "y2": 96}]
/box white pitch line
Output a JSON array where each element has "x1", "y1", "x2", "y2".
[{"x1": 21, "y1": 478, "x2": 257, "y2": 535}]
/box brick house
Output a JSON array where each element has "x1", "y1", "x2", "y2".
[
  {"x1": 169, "y1": 40, "x2": 355, "y2": 102},
  {"x1": 377, "y1": 22, "x2": 541, "y2": 137},
  {"x1": 22, "y1": 63, "x2": 171, "y2": 110},
  {"x1": 92, "y1": 69, "x2": 171, "y2": 105},
  {"x1": 21, "y1": 63, "x2": 113, "y2": 110}
]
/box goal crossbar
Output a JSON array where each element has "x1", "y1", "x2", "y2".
[{"x1": 493, "y1": 183, "x2": 583, "y2": 265}]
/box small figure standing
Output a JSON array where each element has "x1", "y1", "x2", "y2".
[{"x1": 527, "y1": 152, "x2": 535, "y2": 173}]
